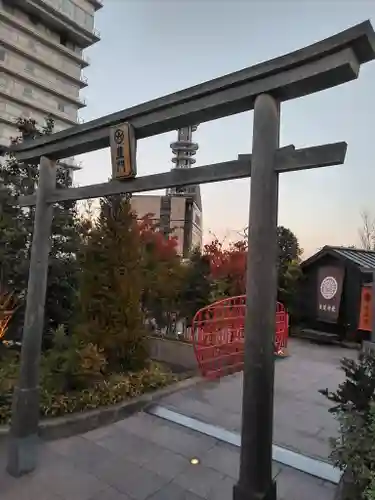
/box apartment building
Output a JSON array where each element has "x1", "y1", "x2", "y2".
[{"x1": 0, "y1": 0, "x2": 102, "y2": 168}]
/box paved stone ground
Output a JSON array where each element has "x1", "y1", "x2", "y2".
[
  {"x1": 0, "y1": 339, "x2": 354, "y2": 499},
  {"x1": 1, "y1": 411, "x2": 336, "y2": 500},
  {"x1": 160, "y1": 338, "x2": 358, "y2": 460}
]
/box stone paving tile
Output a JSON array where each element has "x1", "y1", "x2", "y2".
[
  {"x1": 32, "y1": 456, "x2": 106, "y2": 500},
  {"x1": 200, "y1": 442, "x2": 240, "y2": 479},
  {"x1": 114, "y1": 412, "x2": 166, "y2": 439},
  {"x1": 92, "y1": 425, "x2": 192, "y2": 480},
  {"x1": 46, "y1": 435, "x2": 118, "y2": 473},
  {"x1": 146, "y1": 481, "x2": 205, "y2": 500},
  {"x1": 148, "y1": 421, "x2": 217, "y2": 458},
  {"x1": 80, "y1": 418, "x2": 200, "y2": 479},
  {"x1": 2, "y1": 476, "x2": 66, "y2": 500},
  {"x1": 1, "y1": 447, "x2": 106, "y2": 500},
  {"x1": 163, "y1": 395, "x2": 241, "y2": 432},
  {"x1": 87, "y1": 485, "x2": 131, "y2": 500},
  {"x1": 206, "y1": 475, "x2": 236, "y2": 500},
  {"x1": 200, "y1": 441, "x2": 281, "y2": 483},
  {"x1": 0, "y1": 445, "x2": 53, "y2": 495},
  {"x1": 88, "y1": 455, "x2": 169, "y2": 500},
  {"x1": 273, "y1": 424, "x2": 332, "y2": 459},
  {"x1": 116, "y1": 411, "x2": 218, "y2": 459},
  {"x1": 84, "y1": 423, "x2": 118, "y2": 442},
  {"x1": 140, "y1": 445, "x2": 191, "y2": 480},
  {"x1": 90, "y1": 429, "x2": 160, "y2": 467},
  {"x1": 172, "y1": 462, "x2": 225, "y2": 499},
  {"x1": 277, "y1": 465, "x2": 336, "y2": 500}
]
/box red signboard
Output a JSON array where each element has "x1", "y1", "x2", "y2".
[{"x1": 358, "y1": 286, "x2": 372, "y2": 332}]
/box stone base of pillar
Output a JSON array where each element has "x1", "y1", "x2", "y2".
[
  {"x1": 7, "y1": 434, "x2": 40, "y2": 477},
  {"x1": 7, "y1": 386, "x2": 40, "y2": 477},
  {"x1": 233, "y1": 480, "x2": 277, "y2": 500}
]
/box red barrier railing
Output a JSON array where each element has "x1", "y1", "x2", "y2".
[{"x1": 191, "y1": 295, "x2": 289, "y2": 379}]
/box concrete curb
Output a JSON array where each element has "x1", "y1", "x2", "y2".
[{"x1": 0, "y1": 375, "x2": 203, "y2": 443}]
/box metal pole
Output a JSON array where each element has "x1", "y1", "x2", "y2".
[
  {"x1": 233, "y1": 94, "x2": 280, "y2": 500},
  {"x1": 7, "y1": 156, "x2": 56, "y2": 477}
]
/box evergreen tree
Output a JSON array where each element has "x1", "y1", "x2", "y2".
[
  {"x1": 76, "y1": 195, "x2": 147, "y2": 371},
  {"x1": 179, "y1": 248, "x2": 211, "y2": 323},
  {"x1": 0, "y1": 174, "x2": 27, "y2": 294},
  {"x1": 0, "y1": 117, "x2": 79, "y2": 338},
  {"x1": 276, "y1": 226, "x2": 302, "y2": 317},
  {"x1": 276, "y1": 226, "x2": 301, "y2": 274}
]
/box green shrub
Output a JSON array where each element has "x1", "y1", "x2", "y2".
[
  {"x1": 0, "y1": 348, "x2": 19, "y2": 422},
  {"x1": 321, "y1": 352, "x2": 375, "y2": 500},
  {"x1": 41, "y1": 325, "x2": 107, "y2": 393},
  {"x1": 0, "y1": 354, "x2": 177, "y2": 424},
  {"x1": 330, "y1": 405, "x2": 375, "y2": 499},
  {"x1": 321, "y1": 353, "x2": 375, "y2": 417},
  {"x1": 39, "y1": 362, "x2": 177, "y2": 418},
  {"x1": 364, "y1": 405, "x2": 375, "y2": 500}
]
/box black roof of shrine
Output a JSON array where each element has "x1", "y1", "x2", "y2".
[{"x1": 301, "y1": 246, "x2": 375, "y2": 274}]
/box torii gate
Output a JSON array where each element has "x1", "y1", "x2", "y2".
[{"x1": 6, "y1": 21, "x2": 375, "y2": 500}]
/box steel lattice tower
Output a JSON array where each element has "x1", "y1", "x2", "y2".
[{"x1": 167, "y1": 125, "x2": 200, "y2": 198}]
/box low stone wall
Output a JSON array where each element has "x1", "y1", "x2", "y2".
[
  {"x1": 148, "y1": 336, "x2": 198, "y2": 373},
  {"x1": 0, "y1": 376, "x2": 202, "y2": 444}
]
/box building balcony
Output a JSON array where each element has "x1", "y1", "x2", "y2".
[
  {"x1": 0, "y1": 7, "x2": 90, "y2": 68},
  {"x1": 12, "y1": 0, "x2": 100, "y2": 49},
  {"x1": 0, "y1": 38, "x2": 87, "y2": 88},
  {"x1": 0, "y1": 114, "x2": 18, "y2": 129},
  {"x1": 0, "y1": 140, "x2": 10, "y2": 154},
  {"x1": 82, "y1": 54, "x2": 90, "y2": 66},
  {"x1": 0, "y1": 63, "x2": 87, "y2": 109},
  {"x1": 87, "y1": 0, "x2": 103, "y2": 11},
  {"x1": 80, "y1": 73, "x2": 88, "y2": 87},
  {"x1": 0, "y1": 88, "x2": 78, "y2": 126}
]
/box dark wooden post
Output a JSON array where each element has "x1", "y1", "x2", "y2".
[
  {"x1": 233, "y1": 94, "x2": 280, "y2": 500},
  {"x1": 372, "y1": 271, "x2": 375, "y2": 343},
  {"x1": 7, "y1": 156, "x2": 56, "y2": 477}
]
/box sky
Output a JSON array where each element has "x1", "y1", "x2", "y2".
[{"x1": 74, "y1": 0, "x2": 375, "y2": 257}]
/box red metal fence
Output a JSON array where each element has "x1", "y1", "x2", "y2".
[{"x1": 191, "y1": 295, "x2": 289, "y2": 379}]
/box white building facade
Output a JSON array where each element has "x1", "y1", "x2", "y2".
[{"x1": 0, "y1": 0, "x2": 101, "y2": 167}]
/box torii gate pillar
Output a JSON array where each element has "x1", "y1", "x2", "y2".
[{"x1": 234, "y1": 93, "x2": 280, "y2": 500}]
